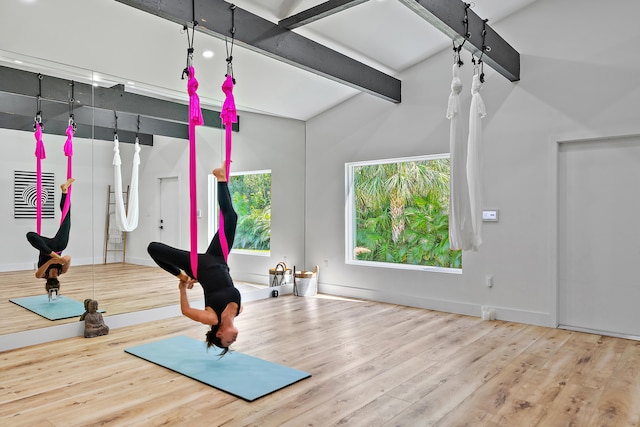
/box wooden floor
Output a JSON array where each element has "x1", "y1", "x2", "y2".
[
  {"x1": 0, "y1": 263, "x2": 264, "y2": 335},
  {"x1": 1, "y1": 295, "x2": 639, "y2": 426}
]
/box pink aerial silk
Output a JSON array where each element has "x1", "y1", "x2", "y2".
[
  {"x1": 219, "y1": 74, "x2": 237, "y2": 262},
  {"x1": 34, "y1": 122, "x2": 46, "y2": 235},
  {"x1": 187, "y1": 66, "x2": 204, "y2": 279},
  {"x1": 60, "y1": 124, "x2": 74, "y2": 224}
]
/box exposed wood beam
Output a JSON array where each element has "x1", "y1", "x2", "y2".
[
  {"x1": 278, "y1": 0, "x2": 369, "y2": 30},
  {"x1": 114, "y1": 0, "x2": 402, "y2": 104},
  {"x1": 0, "y1": 65, "x2": 238, "y2": 144},
  {"x1": 397, "y1": 0, "x2": 520, "y2": 82}
]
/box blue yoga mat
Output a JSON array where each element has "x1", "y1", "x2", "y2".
[
  {"x1": 9, "y1": 294, "x2": 99, "y2": 321},
  {"x1": 125, "y1": 335, "x2": 311, "y2": 401}
]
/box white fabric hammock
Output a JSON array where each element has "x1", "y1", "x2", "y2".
[
  {"x1": 466, "y1": 73, "x2": 486, "y2": 250},
  {"x1": 446, "y1": 64, "x2": 475, "y2": 251},
  {"x1": 112, "y1": 135, "x2": 140, "y2": 232}
]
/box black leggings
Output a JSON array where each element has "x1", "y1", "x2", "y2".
[
  {"x1": 26, "y1": 193, "x2": 71, "y2": 265},
  {"x1": 147, "y1": 181, "x2": 238, "y2": 279}
]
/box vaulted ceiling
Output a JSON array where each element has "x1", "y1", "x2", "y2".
[{"x1": 0, "y1": 0, "x2": 537, "y2": 126}]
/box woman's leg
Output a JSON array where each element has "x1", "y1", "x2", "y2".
[
  {"x1": 26, "y1": 232, "x2": 54, "y2": 254},
  {"x1": 50, "y1": 192, "x2": 71, "y2": 253},
  {"x1": 205, "y1": 178, "x2": 238, "y2": 257},
  {"x1": 147, "y1": 242, "x2": 194, "y2": 278},
  {"x1": 26, "y1": 183, "x2": 72, "y2": 254}
]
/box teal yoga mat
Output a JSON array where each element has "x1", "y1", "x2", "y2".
[
  {"x1": 9, "y1": 294, "x2": 99, "y2": 320},
  {"x1": 125, "y1": 335, "x2": 311, "y2": 401}
]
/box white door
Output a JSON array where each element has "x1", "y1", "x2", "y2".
[
  {"x1": 159, "y1": 176, "x2": 180, "y2": 248},
  {"x1": 558, "y1": 135, "x2": 640, "y2": 337}
]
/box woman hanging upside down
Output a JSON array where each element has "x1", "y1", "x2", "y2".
[
  {"x1": 26, "y1": 178, "x2": 75, "y2": 294},
  {"x1": 147, "y1": 163, "x2": 241, "y2": 355}
]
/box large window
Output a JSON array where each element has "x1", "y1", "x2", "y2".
[
  {"x1": 346, "y1": 155, "x2": 461, "y2": 272},
  {"x1": 209, "y1": 170, "x2": 271, "y2": 255}
]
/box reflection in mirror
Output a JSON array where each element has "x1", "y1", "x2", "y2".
[
  {"x1": 0, "y1": 48, "x2": 96, "y2": 334},
  {"x1": 0, "y1": 53, "x2": 266, "y2": 340}
]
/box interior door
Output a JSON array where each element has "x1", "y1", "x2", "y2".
[
  {"x1": 558, "y1": 135, "x2": 640, "y2": 337},
  {"x1": 159, "y1": 176, "x2": 180, "y2": 248}
]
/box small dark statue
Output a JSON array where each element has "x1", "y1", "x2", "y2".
[{"x1": 80, "y1": 299, "x2": 109, "y2": 338}]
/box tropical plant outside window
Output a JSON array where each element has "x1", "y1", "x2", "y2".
[
  {"x1": 346, "y1": 155, "x2": 462, "y2": 271},
  {"x1": 210, "y1": 170, "x2": 271, "y2": 255}
]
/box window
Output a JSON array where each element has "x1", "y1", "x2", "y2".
[
  {"x1": 209, "y1": 170, "x2": 271, "y2": 255},
  {"x1": 346, "y1": 155, "x2": 461, "y2": 272}
]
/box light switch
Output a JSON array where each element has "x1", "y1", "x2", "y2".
[{"x1": 482, "y1": 210, "x2": 499, "y2": 222}]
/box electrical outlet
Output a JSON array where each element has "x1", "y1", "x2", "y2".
[{"x1": 486, "y1": 275, "x2": 494, "y2": 288}]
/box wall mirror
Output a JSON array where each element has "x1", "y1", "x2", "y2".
[{"x1": 0, "y1": 50, "x2": 237, "y2": 338}]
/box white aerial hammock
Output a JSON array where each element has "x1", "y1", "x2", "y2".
[
  {"x1": 466, "y1": 61, "x2": 487, "y2": 251},
  {"x1": 446, "y1": 49, "x2": 474, "y2": 251},
  {"x1": 111, "y1": 116, "x2": 141, "y2": 232}
]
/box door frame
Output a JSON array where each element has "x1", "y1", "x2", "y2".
[
  {"x1": 156, "y1": 175, "x2": 181, "y2": 246},
  {"x1": 550, "y1": 130, "x2": 640, "y2": 338}
]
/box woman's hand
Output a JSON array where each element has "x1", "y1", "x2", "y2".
[{"x1": 178, "y1": 278, "x2": 198, "y2": 290}]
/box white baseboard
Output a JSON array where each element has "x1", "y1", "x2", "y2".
[{"x1": 318, "y1": 283, "x2": 553, "y2": 328}]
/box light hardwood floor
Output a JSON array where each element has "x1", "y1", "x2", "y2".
[
  {"x1": 0, "y1": 263, "x2": 264, "y2": 335},
  {"x1": 1, "y1": 295, "x2": 639, "y2": 426}
]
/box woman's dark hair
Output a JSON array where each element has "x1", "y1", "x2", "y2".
[
  {"x1": 46, "y1": 264, "x2": 63, "y2": 277},
  {"x1": 45, "y1": 277, "x2": 60, "y2": 292},
  {"x1": 205, "y1": 324, "x2": 230, "y2": 356}
]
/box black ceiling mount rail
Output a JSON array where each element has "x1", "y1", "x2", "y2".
[
  {"x1": 397, "y1": 0, "x2": 520, "y2": 82},
  {"x1": 114, "y1": 0, "x2": 402, "y2": 104},
  {"x1": 278, "y1": 0, "x2": 370, "y2": 30},
  {"x1": 0, "y1": 65, "x2": 239, "y2": 145}
]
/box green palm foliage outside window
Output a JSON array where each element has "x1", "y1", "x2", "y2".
[
  {"x1": 351, "y1": 157, "x2": 461, "y2": 269},
  {"x1": 227, "y1": 172, "x2": 271, "y2": 252}
]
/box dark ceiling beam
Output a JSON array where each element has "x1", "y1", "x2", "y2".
[
  {"x1": 397, "y1": 0, "x2": 520, "y2": 82},
  {"x1": 278, "y1": 0, "x2": 369, "y2": 30},
  {"x1": 114, "y1": 0, "x2": 401, "y2": 103},
  {"x1": 0, "y1": 65, "x2": 238, "y2": 144}
]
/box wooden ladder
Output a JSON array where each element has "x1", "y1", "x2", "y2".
[{"x1": 103, "y1": 184, "x2": 129, "y2": 264}]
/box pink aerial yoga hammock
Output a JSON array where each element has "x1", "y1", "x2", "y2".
[
  {"x1": 34, "y1": 122, "x2": 46, "y2": 235},
  {"x1": 218, "y1": 74, "x2": 237, "y2": 262},
  {"x1": 33, "y1": 121, "x2": 73, "y2": 235},
  {"x1": 187, "y1": 66, "x2": 204, "y2": 279},
  {"x1": 60, "y1": 123, "x2": 74, "y2": 223}
]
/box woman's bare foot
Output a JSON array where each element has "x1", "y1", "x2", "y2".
[
  {"x1": 212, "y1": 163, "x2": 227, "y2": 182},
  {"x1": 61, "y1": 178, "x2": 75, "y2": 193}
]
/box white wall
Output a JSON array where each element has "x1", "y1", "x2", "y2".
[
  {"x1": 122, "y1": 111, "x2": 307, "y2": 284},
  {"x1": 304, "y1": 0, "x2": 640, "y2": 327},
  {"x1": 4, "y1": 0, "x2": 639, "y2": 332},
  {"x1": 0, "y1": 110, "x2": 306, "y2": 284}
]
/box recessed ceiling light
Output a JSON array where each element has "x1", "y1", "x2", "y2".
[
  {"x1": 127, "y1": 81, "x2": 136, "y2": 86},
  {"x1": 14, "y1": 60, "x2": 23, "y2": 64},
  {"x1": 202, "y1": 50, "x2": 214, "y2": 59}
]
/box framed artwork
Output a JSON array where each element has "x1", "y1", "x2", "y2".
[{"x1": 14, "y1": 170, "x2": 55, "y2": 219}]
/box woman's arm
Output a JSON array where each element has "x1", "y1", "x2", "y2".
[
  {"x1": 60, "y1": 255, "x2": 71, "y2": 274},
  {"x1": 179, "y1": 281, "x2": 218, "y2": 325},
  {"x1": 34, "y1": 254, "x2": 64, "y2": 278}
]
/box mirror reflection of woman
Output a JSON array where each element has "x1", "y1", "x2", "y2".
[
  {"x1": 147, "y1": 163, "x2": 241, "y2": 355},
  {"x1": 26, "y1": 178, "x2": 74, "y2": 294}
]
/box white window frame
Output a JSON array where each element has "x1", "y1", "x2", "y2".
[
  {"x1": 208, "y1": 169, "x2": 272, "y2": 257},
  {"x1": 345, "y1": 154, "x2": 461, "y2": 274}
]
